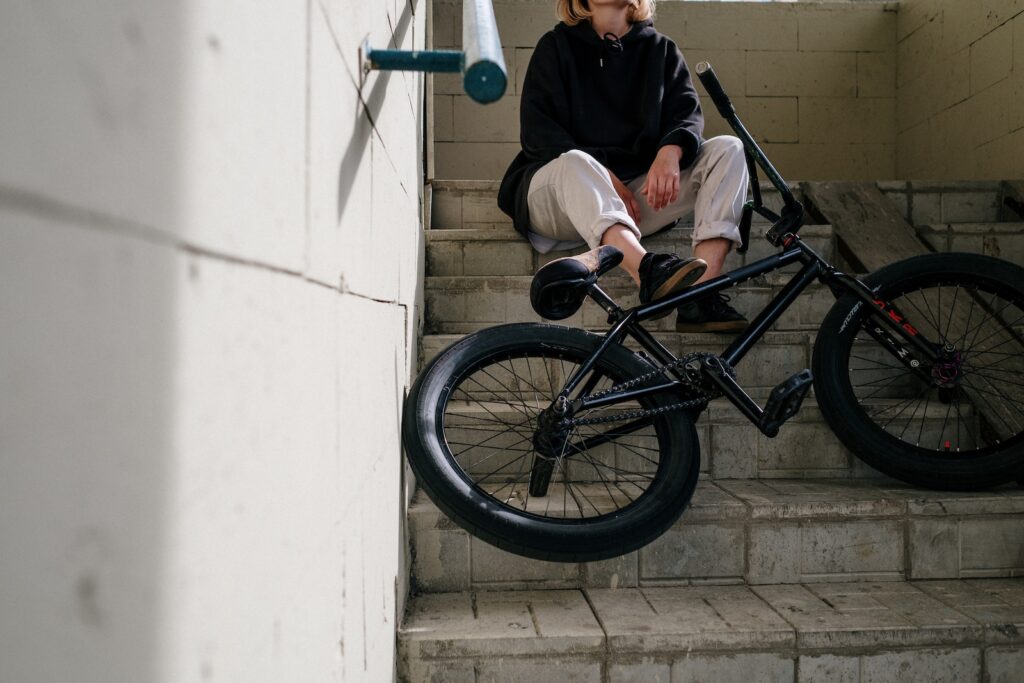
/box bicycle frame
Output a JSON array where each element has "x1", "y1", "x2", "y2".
[{"x1": 549, "y1": 61, "x2": 946, "y2": 434}]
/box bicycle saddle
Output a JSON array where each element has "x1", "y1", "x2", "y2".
[{"x1": 530, "y1": 245, "x2": 623, "y2": 320}]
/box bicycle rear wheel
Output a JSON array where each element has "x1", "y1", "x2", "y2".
[
  {"x1": 813, "y1": 253, "x2": 1024, "y2": 489},
  {"x1": 402, "y1": 323, "x2": 700, "y2": 562}
]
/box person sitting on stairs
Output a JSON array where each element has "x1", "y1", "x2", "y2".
[{"x1": 497, "y1": 0, "x2": 749, "y2": 332}]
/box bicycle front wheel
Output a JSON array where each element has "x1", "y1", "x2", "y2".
[
  {"x1": 402, "y1": 323, "x2": 700, "y2": 562},
  {"x1": 813, "y1": 253, "x2": 1024, "y2": 490}
]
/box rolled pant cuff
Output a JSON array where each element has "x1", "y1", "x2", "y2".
[
  {"x1": 589, "y1": 212, "x2": 641, "y2": 250},
  {"x1": 693, "y1": 220, "x2": 743, "y2": 249}
]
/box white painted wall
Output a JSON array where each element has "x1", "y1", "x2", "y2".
[{"x1": 0, "y1": 1, "x2": 424, "y2": 681}]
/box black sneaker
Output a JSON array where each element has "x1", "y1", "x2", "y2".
[
  {"x1": 676, "y1": 293, "x2": 748, "y2": 333},
  {"x1": 638, "y1": 253, "x2": 708, "y2": 307}
]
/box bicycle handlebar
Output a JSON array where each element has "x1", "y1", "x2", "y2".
[
  {"x1": 694, "y1": 61, "x2": 803, "y2": 247},
  {"x1": 695, "y1": 61, "x2": 734, "y2": 119}
]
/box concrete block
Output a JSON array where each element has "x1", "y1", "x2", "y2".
[
  {"x1": 434, "y1": 95, "x2": 454, "y2": 141},
  {"x1": 798, "y1": 8, "x2": 895, "y2": 53},
  {"x1": 453, "y1": 95, "x2": 520, "y2": 143},
  {"x1": 584, "y1": 553, "x2": 639, "y2": 590},
  {"x1": 403, "y1": 590, "x2": 604, "y2": 660},
  {"x1": 858, "y1": 51, "x2": 897, "y2": 98},
  {"x1": 800, "y1": 520, "x2": 904, "y2": 578},
  {"x1": 747, "y1": 525, "x2": 802, "y2": 584},
  {"x1": 435, "y1": 142, "x2": 521, "y2": 180},
  {"x1": 412, "y1": 528, "x2": 471, "y2": 593},
  {"x1": 908, "y1": 518, "x2": 960, "y2": 579},
  {"x1": 590, "y1": 586, "x2": 794, "y2": 654},
  {"x1": 470, "y1": 537, "x2": 579, "y2": 587},
  {"x1": 960, "y1": 518, "x2": 1024, "y2": 574},
  {"x1": 672, "y1": 652, "x2": 794, "y2": 683},
  {"x1": 462, "y1": 241, "x2": 531, "y2": 276},
  {"x1": 709, "y1": 425, "x2": 758, "y2": 480},
  {"x1": 971, "y1": 22, "x2": 1014, "y2": 95},
  {"x1": 610, "y1": 659, "x2": 670, "y2": 683},
  {"x1": 430, "y1": 0, "x2": 458, "y2": 47},
  {"x1": 640, "y1": 523, "x2": 745, "y2": 582},
  {"x1": 984, "y1": 646, "x2": 1024, "y2": 683},
  {"x1": 910, "y1": 189, "x2": 942, "y2": 225},
  {"x1": 860, "y1": 648, "x2": 981, "y2": 683},
  {"x1": 798, "y1": 654, "x2": 859, "y2": 683},
  {"x1": 492, "y1": 2, "x2": 560, "y2": 48},
  {"x1": 476, "y1": 657, "x2": 602, "y2": 683},
  {"x1": 800, "y1": 97, "x2": 896, "y2": 145},
  {"x1": 432, "y1": 190, "x2": 463, "y2": 228},
  {"x1": 462, "y1": 193, "x2": 511, "y2": 224},
  {"x1": 681, "y1": 5, "x2": 799, "y2": 52},
  {"x1": 515, "y1": 47, "x2": 534, "y2": 94},
  {"x1": 753, "y1": 583, "x2": 980, "y2": 649},
  {"x1": 941, "y1": 192, "x2": 1002, "y2": 223},
  {"x1": 746, "y1": 51, "x2": 857, "y2": 98}
]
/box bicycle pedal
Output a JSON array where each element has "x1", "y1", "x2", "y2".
[{"x1": 759, "y1": 369, "x2": 813, "y2": 437}]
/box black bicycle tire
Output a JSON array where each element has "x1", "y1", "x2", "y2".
[
  {"x1": 402, "y1": 323, "x2": 701, "y2": 562},
  {"x1": 813, "y1": 252, "x2": 1024, "y2": 490}
]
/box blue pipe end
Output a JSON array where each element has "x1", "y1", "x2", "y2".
[{"x1": 464, "y1": 60, "x2": 507, "y2": 104}]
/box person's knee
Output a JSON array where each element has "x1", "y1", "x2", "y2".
[
  {"x1": 556, "y1": 149, "x2": 604, "y2": 175},
  {"x1": 704, "y1": 135, "x2": 744, "y2": 160}
]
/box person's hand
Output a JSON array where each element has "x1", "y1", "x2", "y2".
[
  {"x1": 608, "y1": 169, "x2": 641, "y2": 225},
  {"x1": 640, "y1": 145, "x2": 682, "y2": 211}
]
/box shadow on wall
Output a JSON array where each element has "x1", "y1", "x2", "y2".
[
  {"x1": 336, "y1": 0, "x2": 416, "y2": 224},
  {"x1": 0, "y1": 2, "x2": 186, "y2": 682}
]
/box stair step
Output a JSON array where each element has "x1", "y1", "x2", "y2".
[
  {"x1": 429, "y1": 179, "x2": 806, "y2": 231},
  {"x1": 426, "y1": 225, "x2": 836, "y2": 277},
  {"x1": 422, "y1": 331, "x2": 818, "y2": 394},
  {"x1": 399, "y1": 578, "x2": 1024, "y2": 682},
  {"x1": 435, "y1": 398, "x2": 969, "y2": 484},
  {"x1": 409, "y1": 479, "x2": 1024, "y2": 593},
  {"x1": 424, "y1": 274, "x2": 836, "y2": 334}
]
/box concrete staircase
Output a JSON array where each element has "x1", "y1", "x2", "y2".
[{"x1": 399, "y1": 180, "x2": 1024, "y2": 682}]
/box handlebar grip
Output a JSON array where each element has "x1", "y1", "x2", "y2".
[{"x1": 695, "y1": 61, "x2": 735, "y2": 119}]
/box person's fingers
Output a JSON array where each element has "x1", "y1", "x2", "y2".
[
  {"x1": 670, "y1": 175, "x2": 680, "y2": 204},
  {"x1": 656, "y1": 175, "x2": 668, "y2": 210}
]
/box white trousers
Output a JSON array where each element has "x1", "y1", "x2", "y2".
[{"x1": 525, "y1": 136, "x2": 749, "y2": 253}]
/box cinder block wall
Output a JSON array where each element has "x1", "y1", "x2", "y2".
[
  {"x1": 0, "y1": 1, "x2": 423, "y2": 682},
  {"x1": 432, "y1": 0, "x2": 898, "y2": 181},
  {"x1": 897, "y1": 1, "x2": 1024, "y2": 179}
]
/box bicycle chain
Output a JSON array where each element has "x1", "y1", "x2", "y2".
[{"x1": 563, "y1": 352, "x2": 733, "y2": 427}]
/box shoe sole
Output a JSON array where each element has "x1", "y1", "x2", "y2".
[
  {"x1": 675, "y1": 320, "x2": 749, "y2": 334},
  {"x1": 648, "y1": 260, "x2": 708, "y2": 320},
  {"x1": 651, "y1": 260, "x2": 708, "y2": 301}
]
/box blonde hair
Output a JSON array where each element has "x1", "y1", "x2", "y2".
[{"x1": 556, "y1": 0, "x2": 655, "y2": 27}]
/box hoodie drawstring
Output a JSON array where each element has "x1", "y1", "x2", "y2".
[{"x1": 600, "y1": 31, "x2": 623, "y2": 68}]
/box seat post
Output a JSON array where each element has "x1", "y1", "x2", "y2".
[{"x1": 587, "y1": 284, "x2": 624, "y2": 320}]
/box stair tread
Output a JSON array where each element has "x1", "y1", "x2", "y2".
[
  {"x1": 400, "y1": 578, "x2": 1024, "y2": 661},
  {"x1": 410, "y1": 478, "x2": 1024, "y2": 526}
]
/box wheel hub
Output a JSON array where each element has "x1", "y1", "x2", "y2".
[
  {"x1": 932, "y1": 345, "x2": 963, "y2": 389},
  {"x1": 532, "y1": 405, "x2": 571, "y2": 460}
]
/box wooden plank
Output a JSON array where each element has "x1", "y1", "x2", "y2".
[
  {"x1": 801, "y1": 181, "x2": 926, "y2": 271},
  {"x1": 803, "y1": 181, "x2": 1024, "y2": 446}
]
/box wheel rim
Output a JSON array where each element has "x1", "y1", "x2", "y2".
[
  {"x1": 439, "y1": 345, "x2": 672, "y2": 521},
  {"x1": 845, "y1": 276, "x2": 1024, "y2": 457}
]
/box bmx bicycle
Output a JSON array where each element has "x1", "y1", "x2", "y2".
[{"x1": 402, "y1": 63, "x2": 1024, "y2": 562}]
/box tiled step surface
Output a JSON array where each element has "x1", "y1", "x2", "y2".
[
  {"x1": 410, "y1": 479, "x2": 1024, "y2": 593},
  {"x1": 399, "y1": 579, "x2": 1024, "y2": 682}
]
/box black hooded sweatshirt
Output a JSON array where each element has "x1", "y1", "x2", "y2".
[{"x1": 496, "y1": 17, "x2": 705, "y2": 237}]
